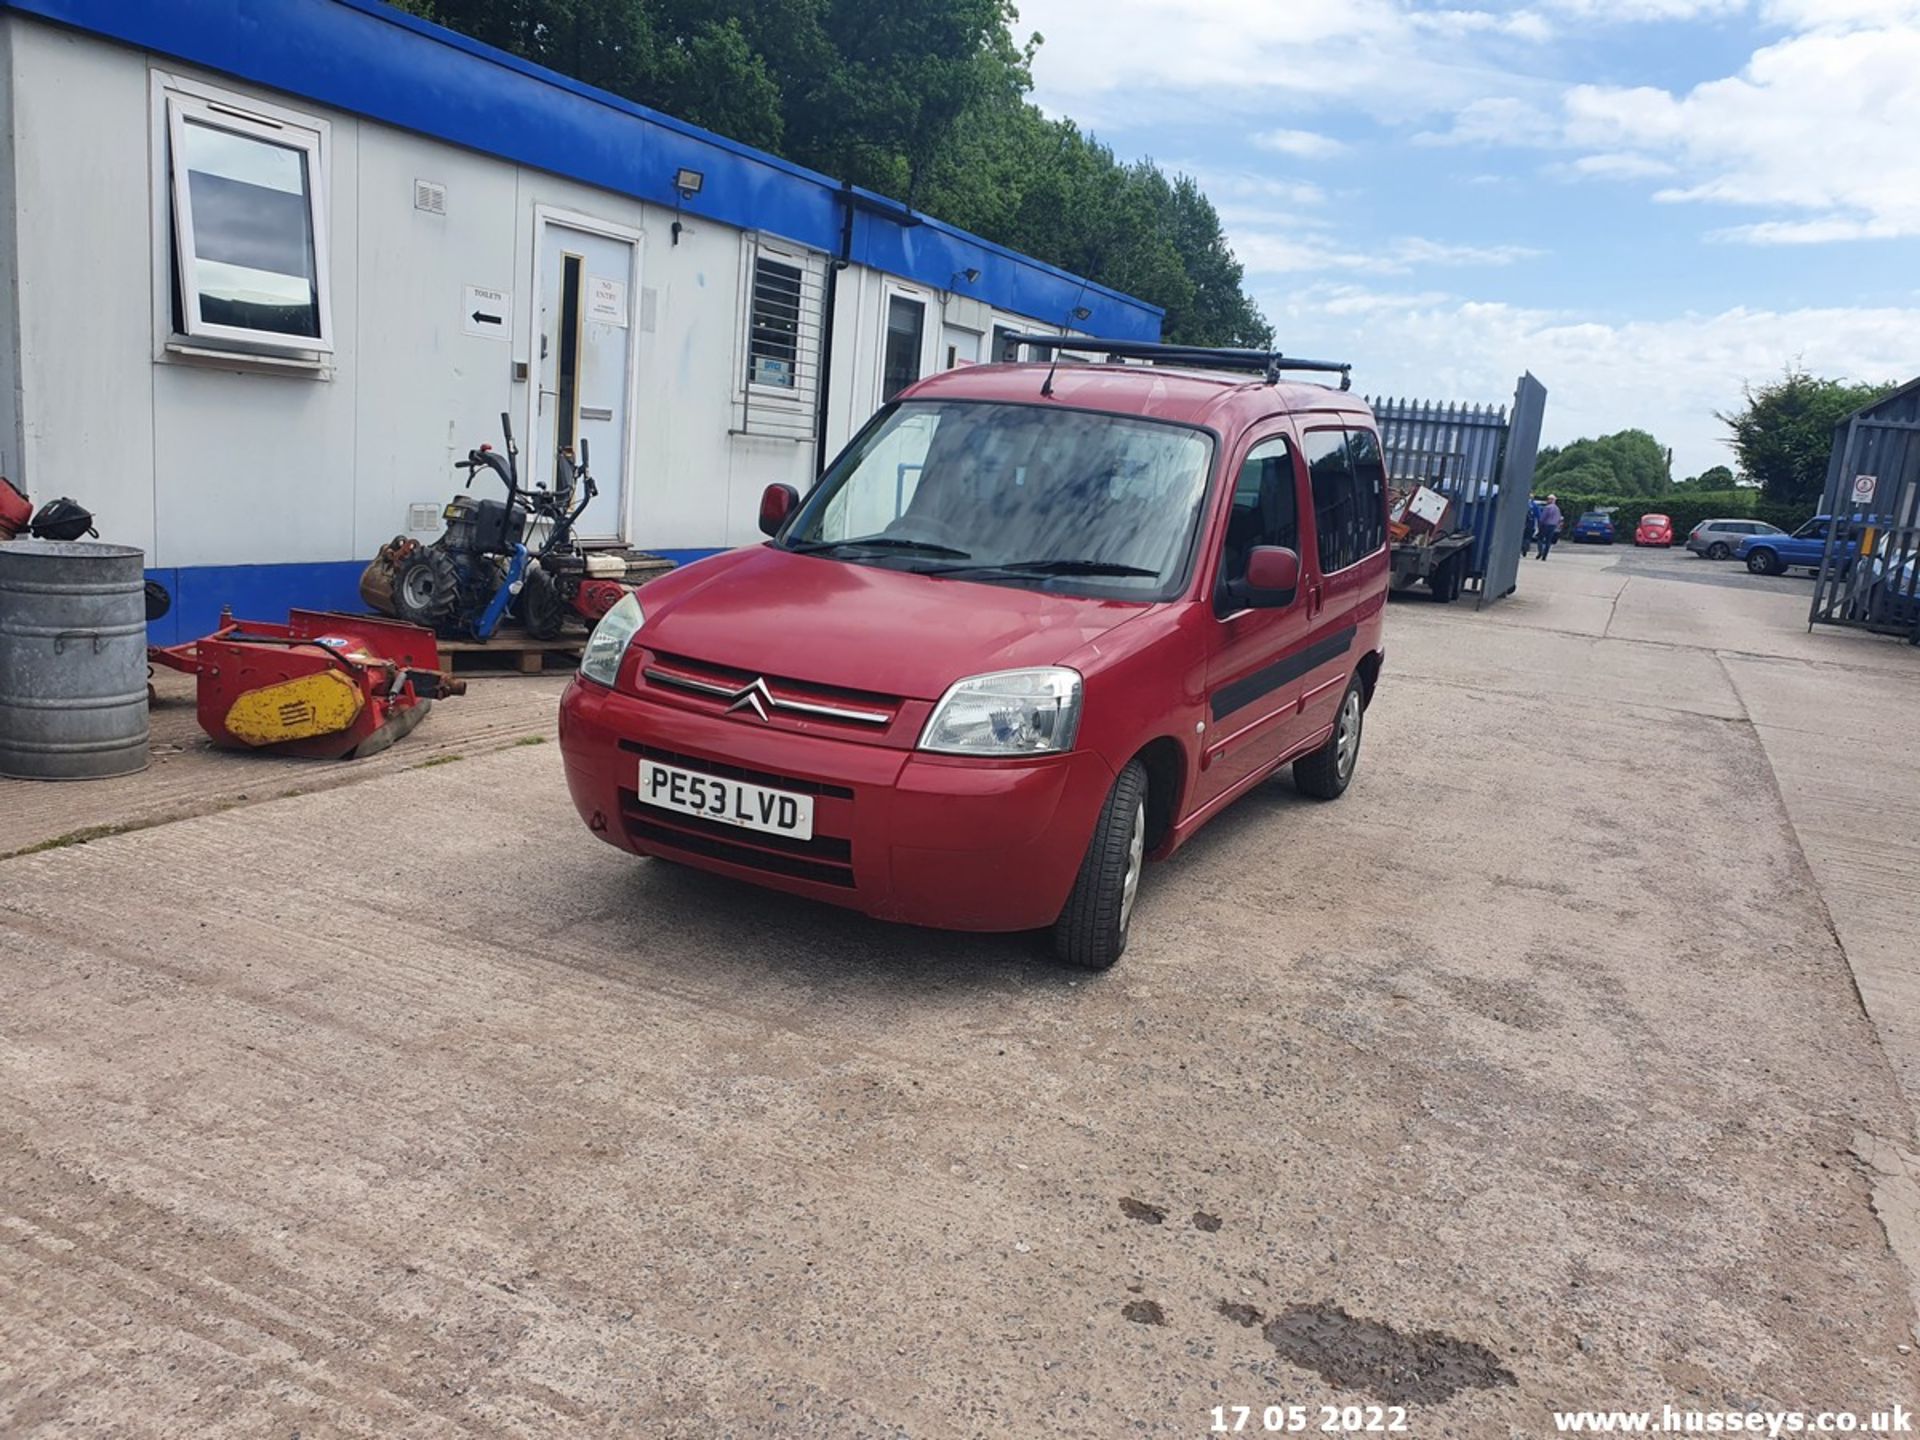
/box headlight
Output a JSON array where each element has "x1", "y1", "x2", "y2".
[
  {"x1": 919, "y1": 667, "x2": 1082, "y2": 756},
  {"x1": 579, "y1": 591, "x2": 644, "y2": 687}
]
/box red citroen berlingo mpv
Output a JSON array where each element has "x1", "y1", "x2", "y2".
[{"x1": 559, "y1": 339, "x2": 1390, "y2": 970}]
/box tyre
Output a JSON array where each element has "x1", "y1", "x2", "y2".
[
  {"x1": 393, "y1": 544, "x2": 460, "y2": 627},
  {"x1": 1707, "y1": 542, "x2": 1731, "y2": 561},
  {"x1": 1746, "y1": 548, "x2": 1781, "y2": 576},
  {"x1": 520, "y1": 567, "x2": 567, "y2": 640},
  {"x1": 1426, "y1": 556, "x2": 1461, "y2": 603},
  {"x1": 1293, "y1": 673, "x2": 1365, "y2": 802},
  {"x1": 1053, "y1": 759, "x2": 1150, "y2": 972}
]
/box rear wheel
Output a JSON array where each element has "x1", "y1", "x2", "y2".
[
  {"x1": 1746, "y1": 548, "x2": 1781, "y2": 576},
  {"x1": 1294, "y1": 674, "x2": 1365, "y2": 801},
  {"x1": 1053, "y1": 760, "x2": 1149, "y2": 972},
  {"x1": 1707, "y1": 541, "x2": 1731, "y2": 560},
  {"x1": 520, "y1": 567, "x2": 567, "y2": 640},
  {"x1": 1426, "y1": 555, "x2": 1462, "y2": 603},
  {"x1": 393, "y1": 545, "x2": 460, "y2": 627}
]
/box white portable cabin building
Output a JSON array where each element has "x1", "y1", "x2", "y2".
[{"x1": 0, "y1": 0, "x2": 1164, "y2": 641}]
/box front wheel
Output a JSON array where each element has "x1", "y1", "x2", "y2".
[
  {"x1": 1294, "y1": 674, "x2": 1365, "y2": 801},
  {"x1": 1053, "y1": 760, "x2": 1149, "y2": 972},
  {"x1": 1746, "y1": 548, "x2": 1781, "y2": 576},
  {"x1": 393, "y1": 545, "x2": 460, "y2": 628}
]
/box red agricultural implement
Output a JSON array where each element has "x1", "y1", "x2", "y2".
[{"x1": 149, "y1": 609, "x2": 464, "y2": 760}]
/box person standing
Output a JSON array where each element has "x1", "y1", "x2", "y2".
[{"x1": 1535, "y1": 494, "x2": 1563, "y2": 560}]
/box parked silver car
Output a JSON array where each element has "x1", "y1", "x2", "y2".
[{"x1": 1686, "y1": 518, "x2": 1785, "y2": 560}]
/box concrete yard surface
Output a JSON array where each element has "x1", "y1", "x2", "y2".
[{"x1": 3, "y1": 545, "x2": 1919, "y2": 1436}]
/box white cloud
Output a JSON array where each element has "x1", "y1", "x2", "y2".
[
  {"x1": 1013, "y1": 0, "x2": 1554, "y2": 123},
  {"x1": 1230, "y1": 230, "x2": 1541, "y2": 277},
  {"x1": 1415, "y1": 95, "x2": 1560, "y2": 146},
  {"x1": 1561, "y1": 22, "x2": 1920, "y2": 241},
  {"x1": 1566, "y1": 151, "x2": 1677, "y2": 179},
  {"x1": 1261, "y1": 283, "x2": 1917, "y2": 475},
  {"x1": 1251, "y1": 128, "x2": 1346, "y2": 159}
]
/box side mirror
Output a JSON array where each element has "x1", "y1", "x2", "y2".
[
  {"x1": 759, "y1": 483, "x2": 799, "y2": 537},
  {"x1": 1226, "y1": 545, "x2": 1300, "y2": 609}
]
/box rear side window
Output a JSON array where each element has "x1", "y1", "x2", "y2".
[
  {"x1": 1302, "y1": 427, "x2": 1385, "y2": 573},
  {"x1": 1345, "y1": 427, "x2": 1388, "y2": 559},
  {"x1": 1220, "y1": 436, "x2": 1299, "y2": 589},
  {"x1": 1303, "y1": 429, "x2": 1355, "y2": 572}
]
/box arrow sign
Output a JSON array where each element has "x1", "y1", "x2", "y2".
[{"x1": 462, "y1": 284, "x2": 511, "y2": 340}]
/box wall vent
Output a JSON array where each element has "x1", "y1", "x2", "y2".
[
  {"x1": 413, "y1": 179, "x2": 446, "y2": 216},
  {"x1": 407, "y1": 503, "x2": 442, "y2": 532}
]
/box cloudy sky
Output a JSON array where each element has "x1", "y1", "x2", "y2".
[{"x1": 1014, "y1": 0, "x2": 1918, "y2": 477}]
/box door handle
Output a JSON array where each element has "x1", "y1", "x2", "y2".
[{"x1": 1307, "y1": 582, "x2": 1324, "y2": 618}]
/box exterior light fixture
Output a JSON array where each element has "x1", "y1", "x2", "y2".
[
  {"x1": 1071, "y1": 305, "x2": 1093, "y2": 322},
  {"x1": 671, "y1": 167, "x2": 705, "y2": 245}
]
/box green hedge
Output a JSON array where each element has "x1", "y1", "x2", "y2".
[{"x1": 1541, "y1": 489, "x2": 1816, "y2": 540}]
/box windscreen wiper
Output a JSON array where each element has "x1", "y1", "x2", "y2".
[
  {"x1": 918, "y1": 557, "x2": 1159, "y2": 579},
  {"x1": 789, "y1": 536, "x2": 973, "y2": 559}
]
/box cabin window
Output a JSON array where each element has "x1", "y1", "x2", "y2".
[{"x1": 165, "y1": 91, "x2": 332, "y2": 353}]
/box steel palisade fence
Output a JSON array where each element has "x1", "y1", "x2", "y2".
[{"x1": 1809, "y1": 377, "x2": 1920, "y2": 643}]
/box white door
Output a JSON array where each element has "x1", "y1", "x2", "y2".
[
  {"x1": 941, "y1": 325, "x2": 981, "y2": 370},
  {"x1": 532, "y1": 213, "x2": 637, "y2": 544}
]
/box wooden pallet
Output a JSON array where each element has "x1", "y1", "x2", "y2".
[{"x1": 438, "y1": 629, "x2": 588, "y2": 674}]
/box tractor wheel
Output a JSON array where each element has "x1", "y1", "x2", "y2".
[
  {"x1": 393, "y1": 545, "x2": 460, "y2": 628},
  {"x1": 521, "y1": 568, "x2": 567, "y2": 641}
]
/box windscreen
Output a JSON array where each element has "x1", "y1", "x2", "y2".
[{"x1": 784, "y1": 401, "x2": 1216, "y2": 598}]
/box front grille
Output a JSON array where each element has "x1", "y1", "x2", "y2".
[
  {"x1": 643, "y1": 650, "x2": 902, "y2": 729},
  {"x1": 620, "y1": 790, "x2": 855, "y2": 889},
  {"x1": 621, "y1": 740, "x2": 855, "y2": 801}
]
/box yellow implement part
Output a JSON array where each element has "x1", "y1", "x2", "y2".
[{"x1": 223, "y1": 671, "x2": 365, "y2": 747}]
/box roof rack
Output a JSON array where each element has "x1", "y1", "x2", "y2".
[{"x1": 1006, "y1": 334, "x2": 1353, "y2": 391}]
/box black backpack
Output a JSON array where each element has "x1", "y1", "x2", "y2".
[{"x1": 28, "y1": 497, "x2": 98, "y2": 542}]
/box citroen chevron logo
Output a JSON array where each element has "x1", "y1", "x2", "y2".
[{"x1": 725, "y1": 678, "x2": 775, "y2": 723}]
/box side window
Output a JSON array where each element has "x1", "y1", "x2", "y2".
[
  {"x1": 1303, "y1": 429, "x2": 1357, "y2": 573},
  {"x1": 164, "y1": 88, "x2": 331, "y2": 352},
  {"x1": 1219, "y1": 436, "x2": 1300, "y2": 590},
  {"x1": 1345, "y1": 426, "x2": 1387, "y2": 560}
]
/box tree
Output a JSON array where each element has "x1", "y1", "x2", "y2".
[
  {"x1": 1720, "y1": 370, "x2": 1899, "y2": 506},
  {"x1": 389, "y1": 0, "x2": 1270, "y2": 345},
  {"x1": 1672, "y1": 464, "x2": 1735, "y2": 492},
  {"x1": 1533, "y1": 430, "x2": 1671, "y2": 497}
]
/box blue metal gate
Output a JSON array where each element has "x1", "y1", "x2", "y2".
[{"x1": 1367, "y1": 374, "x2": 1547, "y2": 606}]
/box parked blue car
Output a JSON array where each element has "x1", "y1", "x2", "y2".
[
  {"x1": 1736, "y1": 515, "x2": 1862, "y2": 576},
  {"x1": 1569, "y1": 511, "x2": 1615, "y2": 544}
]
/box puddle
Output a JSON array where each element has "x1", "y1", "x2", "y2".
[
  {"x1": 1118, "y1": 1197, "x2": 1166, "y2": 1225},
  {"x1": 1121, "y1": 1299, "x2": 1167, "y2": 1326},
  {"x1": 1260, "y1": 1303, "x2": 1516, "y2": 1405},
  {"x1": 1217, "y1": 1300, "x2": 1262, "y2": 1327}
]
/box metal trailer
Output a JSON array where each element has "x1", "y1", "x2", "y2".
[
  {"x1": 1370, "y1": 374, "x2": 1548, "y2": 606},
  {"x1": 1389, "y1": 531, "x2": 1478, "y2": 602},
  {"x1": 1808, "y1": 377, "x2": 1920, "y2": 644}
]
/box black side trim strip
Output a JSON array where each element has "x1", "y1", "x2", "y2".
[{"x1": 1210, "y1": 624, "x2": 1357, "y2": 722}]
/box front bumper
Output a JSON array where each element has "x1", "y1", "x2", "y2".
[{"x1": 557, "y1": 677, "x2": 1117, "y2": 933}]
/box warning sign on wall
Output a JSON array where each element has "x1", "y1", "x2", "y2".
[{"x1": 1852, "y1": 474, "x2": 1878, "y2": 508}]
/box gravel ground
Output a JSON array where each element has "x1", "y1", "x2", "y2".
[{"x1": 2, "y1": 552, "x2": 1917, "y2": 1437}]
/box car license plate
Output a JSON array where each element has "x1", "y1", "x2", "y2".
[{"x1": 636, "y1": 759, "x2": 814, "y2": 841}]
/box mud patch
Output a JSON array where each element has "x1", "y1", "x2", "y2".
[
  {"x1": 1192, "y1": 1210, "x2": 1223, "y2": 1232},
  {"x1": 1122, "y1": 1299, "x2": 1167, "y2": 1326},
  {"x1": 1217, "y1": 1300, "x2": 1262, "y2": 1327},
  {"x1": 1119, "y1": 1197, "x2": 1166, "y2": 1225},
  {"x1": 1260, "y1": 1303, "x2": 1516, "y2": 1405}
]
